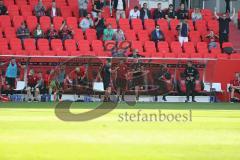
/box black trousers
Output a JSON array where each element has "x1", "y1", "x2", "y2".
[
  {"x1": 181, "y1": 0, "x2": 188, "y2": 7},
  {"x1": 186, "y1": 80, "x2": 195, "y2": 101},
  {"x1": 225, "y1": 0, "x2": 230, "y2": 13},
  {"x1": 219, "y1": 33, "x2": 229, "y2": 47}
]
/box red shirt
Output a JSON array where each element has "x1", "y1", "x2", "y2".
[
  {"x1": 27, "y1": 74, "x2": 39, "y2": 86},
  {"x1": 231, "y1": 79, "x2": 240, "y2": 86},
  {"x1": 117, "y1": 64, "x2": 128, "y2": 79},
  {"x1": 69, "y1": 67, "x2": 86, "y2": 80}
]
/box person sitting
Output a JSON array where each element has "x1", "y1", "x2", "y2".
[
  {"x1": 129, "y1": 6, "x2": 140, "y2": 20},
  {"x1": 95, "y1": 12, "x2": 105, "y2": 39},
  {"x1": 176, "y1": 3, "x2": 188, "y2": 20},
  {"x1": 230, "y1": 72, "x2": 240, "y2": 103},
  {"x1": 46, "y1": 1, "x2": 61, "y2": 18},
  {"x1": 103, "y1": 24, "x2": 114, "y2": 41},
  {"x1": 113, "y1": 27, "x2": 125, "y2": 43},
  {"x1": 78, "y1": 0, "x2": 88, "y2": 17},
  {"x1": 0, "y1": 0, "x2": 8, "y2": 15},
  {"x1": 140, "y1": 3, "x2": 151, "y2": 21},
  {"x1": 46, "y1": 24, "x2": 59, "y2": 41},
  {"x1": 34, "y1": 0, "x2": 46, "y2": 18},
  {"x1": 128, "y1": 49, "x2": 143, "y2": 58},
  {"x1": 153, "y1": 3, "x2": 164, "y2": 21},
  {"x1": 165, "y1": 4, "x2": 177, "y2": 21},
  {"x1": 79, "y1": 13, "x2": 94, "y2": 32},
  {"x1": 33, "y1": 24, "x2": 44, "y2": 40},
  {"x1": 92, "y1": 0, "x2": 104, "y2": 18},
  {"x1": 59, "y1": 21, "x2": 74, "y2": 41},
  {"x1": 151, "y1": 25, "x2": 165, "y2": 43},
  {"x1": 191, "y1": 8, "x2": 202, "y2": 22},
  {"x1": 16, "y1": 22, "x2": 30, "y2": 41},
  {"x1": 177, "y1": 19, "x2": 189, "y2": 46},
  {"x1": 205, "y1": 30, "x2": 219, "y2": 50}
]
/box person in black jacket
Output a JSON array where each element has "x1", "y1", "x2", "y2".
[
  {"x1": 140, "y1": 3, "x2": 151, "y2": 22},
  {"x1": 153, "y1": 3, "x2": 164, "y2": 21},
  {"x1": 225, "y1": 0, "x2": 230, "y2": 13},
  {"x1": 113, "y1": 0, "x2": 126, "y2": 21},
  {"x1": 0, "y1": 0, "x2": 8, "y2": 15},
  {"x1": 151, "y1": 25, "x2": 165, "y2": 43}
]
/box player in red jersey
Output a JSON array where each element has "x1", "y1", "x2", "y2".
[{"x1": 230, "y1": 72, "x2": 240, "y2": 102}]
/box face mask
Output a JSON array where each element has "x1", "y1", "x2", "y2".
[{"x1": 156, "y1": 29, "x2": 160, "y2": 31}]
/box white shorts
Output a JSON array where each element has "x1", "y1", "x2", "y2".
[{"x1": 179, "y1": 36, "x2": 188, "y2": 46}]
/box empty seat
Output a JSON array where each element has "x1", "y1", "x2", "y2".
[
  {"x1": 171, "y1": 41, "x2": 182, "y2": 54},
  {"x1": 0, "y1": 38, "x2": 9, "y2": 53},
  {"x1": 26, "y1": 16, "x2": 38, "y2": 32},
  {"x1": 55, "y1": 0, "x2": 67, "y2": 6},
  {"x1": 85, "y1": 29, "x2": 97, "y2": 42},
  {"x1": 197, "y1": 42, "x2": 208, "y2": 54},
  {"x1": 207, "y1": 20, "x2": 219, "y2": 33},
  {"x1": 183, "y1": 42, "x2": 196, "y2": 54},
  {"x1": 124, "y1": 30, "x2": 136, "y2": 41},
  {"x1": 73, "y1": 28, "x2": 84, "y2": 41},
  {"x1": 106, "y1": 18, "x2": 117, "y2": 29},
  {"x1": 12, "y1": 16, "x2": 24, "y2": 29},
  {"x1": 37, "y1": 38, "x2": 53, "y2": 55},
  {"x1": 158, "y1": 41, "x2": 170, "y2": 53},
  {"x1": 64, "y1": 39, "x2": 77, "y2": 52},
  {"x1": 119, "y1": 18, "x2": 130, "y2": 30},
  {"x1": 144, "y1": 41, "x2": 156, "y2": 55},
  {"x1": 137, "y1": 30, "x2": 149, "y2": 42},
  {"x1": 20, "y1": 5, "x2": 33, "y2": 17},
  {"x1": 131, "y1": 41, "x2": 143, "y2": 52},
  {"x1": 195, "y1": 20, "x2": 207, "y2": 34},
  {"x1": 60, "y1": 6, "x2": 73, "y2": 18},
  {"x1": 189, "y1": 31, "x2": 201, "y2": 45},
  {"x1": 51, "y1": 39, "x2": 63, "y2": 51},
  {"x1": 131, "y1": 19, "x2": 143, "y2": 31},
  {"x1": 157, "y1": 19, "x2": 169, "y2": 30},
  {"x1": 8, "y1": 5, "x2": 19, "y2": 17},
  {"x1": 3, "y1": 0, "x2": 15, "y2": 7},
  {"x1": 210, "y1": 48, "x2": 222, "y2": 54},
  {"x1": 230, "y1": 54, "x2": 240, "y2": 59},
  {"x1": 24, "y1": 38, "x2": 40, "y2": 55},
  {"x1": 66, "y1": 17, "x2": 78, "y2": 30},
  {"x1": 4, "y1": 27, "x2": 16, "y2": 39},
  {"x1": 92, "y1": 40, "x2": 104, "y2": 52},
  {"x1": 78, "y1": 40, "x2": 90, "y2": 52},
  {"x1": 53, "y1": 16, "x2": 64, "y2": 30},
  {"x1": 0, "y1": 29, "x2": 2, "y2": 38},
  {"x1": 169, "y1": 19, "x2": 179, "y2": 31},
  {"x1": 144, "y1": 19, "x2": 155, "y2": 33},
  {"x1": 10, "y1": 38, "x2": 25, "y2": 55},
  {"x1": 40, "y1": 16, "x2": 51, "y2": 32},
  {"x1": 0, "y1": 16, "x2": 12, "y2": 29}
]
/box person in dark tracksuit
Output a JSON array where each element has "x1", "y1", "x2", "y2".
[
  {"x1": 225, "y1": 0, "x2": 230, "y2": 13},
  {"x1": 184, "y1": 61, "x2": 199, "y2": 103}
]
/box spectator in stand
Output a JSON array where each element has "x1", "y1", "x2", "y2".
[
  {"x1": 103, "y1": 24, "x2": 114, "y2": 41},
  {"x1": 113, "y1": 27, "x2": 125, "y2": 43},
  {"x1": 177, "y1": 19, "x2": 189, "y2": 46},
  {"x1": 153, "y1": 3, "x2": 164, "y2": 21},
  {"x1": 78, "y1": 0, "x2": 88, "y2": 17},
  {"x1": 140, "y1": 3, "x2": 151, "y2": 21},
  {"x1": 205, "y1": 30, "x2": 219, "y2": 50},
  {"x1": 181, "y1": 0, "x2": 189, "y2": 8},
  {"x1": 225, "y1": 0, "x2": 230, "y2": 13},
  {"x1": 16, "y1": 22, "x2": 30, "y2": 41},
  {"x1": 92, "y1": 0, "x2": 104, "y2": 18},
  {"x1": 177, "y1": 3, "x2": 188, "y2": 20},
  {"x1": 128, "y1": 49, "x2": 143, "y2": 58},
  {"x1": 191, "y1": 8, "x2": 202, "y2": 22},
  {"x1": 33, "y1": 24, "x2": 44, "y2": 40},
  {"x1": 46, "y1": 24, "x2": 59, "y2": 41},
  {"x1": 214, "y1": 8, "x2": 235, "y2": 47},
  {"x1": 129, "y1": 6, "x2": 140, "y2": 20},
  {"x1": 34, "y1": 0, "x2": 46, "y2": 18},
  {"x1": 59, "y1": 21, "x2": 74, "y2": 41},
  {"x1": 79, "y1": 13, "x2": 94, "y2": 32},
  {"x1": 151, "y1": 25, "x2": 165, "y2": 43},
  {"x1": 46, "y1": 1, "x2": 61, "y2": 18},
  {"x1": 230, "y1": 72, "x2": 240, "y2": 103},
  {"x1": 95, "y1": 12, "x2": 105, "y2": 39},
  {"x1": 113, "y1": 0, "x2": 126, "y2": 21},
  {"x1": 0, "y1": 0, "x2": 8, "y2": 15},
  {"x1": 165, "y1": 4, "x2": 177, "y2": 21}
]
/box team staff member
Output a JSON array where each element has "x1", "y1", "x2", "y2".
[
  {"x1": 184, "y1": 61, "x2": 199, "y2": 103},
  {"x1": 230, "y1": 72, "x2": 240, "y2": 102},
  {"x1": 101, "y1": 59, "x2": 113, "y2": 102},
  {"x1": 115, "y1": 59, "x2": 128, "y2": 102}
]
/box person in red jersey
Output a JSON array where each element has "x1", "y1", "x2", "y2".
[
  {"x1": 115, "y1": 59, "x2": 128, "y2": 101},
  {"x1": 230, "y1": 72, "x2": 240, "y2": 102}
]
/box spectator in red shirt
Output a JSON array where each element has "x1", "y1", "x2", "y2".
[
  {"x1": 115, "y1": 59, "x2": 128, "y2": 101},
  {"x1": 230, "y1": 72, "x2": 240, "y2": 102},
  {"x1": 46, "y1": 24, "x2": 59, "y2": 41}
]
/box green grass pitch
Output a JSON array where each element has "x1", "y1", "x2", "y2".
[{"x1": 0, "y1": 102, "x2": 240, "y2": 160}]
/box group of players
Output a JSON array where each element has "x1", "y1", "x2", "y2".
[{"x1": 0, "y1": 57, "x2": 240, "y2": 103}]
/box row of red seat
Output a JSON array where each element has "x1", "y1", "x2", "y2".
[
  {"x1": 3, "y1": 0, "x2": 78, "y2": 7},
  {"x1": 0, "y1": 38, "x2": 235, "y2": 58}
]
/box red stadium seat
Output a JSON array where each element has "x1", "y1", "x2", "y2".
[
  {"x1": 203, "y1": 53, "x2": 216, "y2": 58},
  {"x1": 60, "y1": 6, "x2": 73, "y2": 18},
  {"x1": 64, "y1": 39, "x2": 77, "y2": 53},
  {"x1": 171, "y1": 41, "x2": 182, "y2": 54},
  {"x1": 183, "y1": 42, "x2": 196, "y2": 54},
  {"x1": 78, "y1": 40, "x2": 90, "y2": 52},
  {"x1": 157, "y1": 19, "x2": 169, "y2": 30},
  {"x1": 137, "y1": 30, "x2": 149, "y2": 42},
  {"x1": 24, "y1": 38, "x2": 40, "y2": 55},
  {"x1": 197, "y1": 42, "x2": 208, "y2": 54},
  {"x1": 106, "y1": 18, "x2": 118, "y2": 29},
  {"x1": 189, "y1": 31, "x2": 201, "y2": 45},
  {"x1": 131, "y1": 19, "x2": 143, "y2": 31},
  {"x1": 195, "y1": 20, "x2": 207, "y2": 34},
  {"x1": 85, "y1": 29, "x2": 97, "y2": 42},
  {"x1": 26, "y1": 16, "x2": 38, "y2": 32},
  {"x1": 66, "y1": 17, "x2": 78, "y2": 30},
  {"x1": 124, "y1": 30, "x2": 136, "y2": 41},
  {"x1": 119, "y1": 18, "x2": 130, "y2": 30},
  {"x1": 53, "y1": 16, "x2": 64, "y2": 30},
  {"x1": 0, "y1": 29, "x2": 2, "y2": 38},
  {"x1": 42, "y1": 0, "x2": 52, "y2": 8},
  {"x1": 157, "y1": 41, "x2": 170, "y2": 53},
  {"x1": 8, "y1": 5, "x2": 20, "y2": 17},
  {"x1": 162, "y1": 30, "x2": 175, "y2": 43},
  {"x1": 55, "y1": 0, "x2": 67, "y2": 6},
  {"x1": 187, "y1": 20, "x2": 194, "y2": 31},
  {"x1": 37, "y1": 39, "x2": 53, "y2": 55},
  {"x1": 3, "y1": 0, "x2": 15, "y2": 7},
  {"x1": 144, "y1": 41, "x2": 156, "y2": 56},
  {"x1": 29, "y1": 0, "x2": 39, "y2": 8},
  {"x1": 10, "y1": 38, "x2": 25, "y2": 55},
  {"x1": 92, "y1": 40, "x2": 104, "y2": 53},
  {"x1": 104, "y1": 40, "x2": 116, "y2": 51},
  {"x1": 102, "y1": 7, "x2": 111, "y2": 19},
  {"x1": 131, "y1": 41, "x2": 143, "y2": 52},
  {"x1": 15, "y1": 0, "x2": 28, "y2": 6},
  {"x1": 230, "y1": 54, "x2": 240, "y2": 59},
  {"x1": 222, "y1": 42, "x2": 233, "y2": 48},
  {"x1": 0, "y1": 16, "x2": 12, "y2": 29},
  {"x1": 144, "y1": 19, "x2": 155, "y2": 33},
  {"x1": 40, "y1": 16, "x2": 51, "y2": 32},
  {"x1": 165, "y1": 52, "x2": 177, "y2": 58},
  {"x1": 190, "y1": 53, "x2": 203, "y2": 58},
  {"x1": 216, "y1": 53, "x2": 229, "y2": 59},
  {"x1": 51, "y1": 39, "x2": 63, "y2": 51},
  {"x1": 4, "y1": 27, "x2": 16, "y2": 39},
  {"x1": 73, "y1": 29, "x2": 84, "y2": 41},
  {"x1": 0, "y1": 38, "x2": 10, "y2": 54},
  {"x1": 20, "y1": 5, "x2": 33, "y2": 18},
  {"x1": 207, "y1": 20, "x2": 219, "y2": 33},
  {"x1": 169, "y1": 19, "x2": 179, "y2": 35},
  {"x1": 12, "y1": 16, "x2": 24, "y2": 29},
  {"x1": 210, "y1": 48, "x2": 222, "y2": 54}
]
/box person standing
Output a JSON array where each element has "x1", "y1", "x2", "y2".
[
  {"x1": 214, "y1": 8, "x2": 235, "y2": 46},
  {"x1": 184, "y1": 61, "x2": 199, "y2": 103},
  {"x1": 78, "y1": 0, "x2": 89, "y2": 17},
  {"x1": 113, "y1": 0, "x2": 126, "y2": 21},
  {"x1": 225, "y1": 0, "x2": 230, "y2": 13},
  {"x1": 95, "y1": 12, "x2": 105, "y2": 39},
  {"x1": 177, "y1": 19, "x2": 189, "y2": 46},
  {"x1": 140, "y1": 3, "x2": 151, "y2": 22},
  {"x1": 46, "y1": 1, "x2": 61, "y2": 18},
  {"x1": 102, "y1": 59, "x2": 113, "y2": 102},
  {"x1": 153, "y1": 3, "x2": 164, "y2": 21}
]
